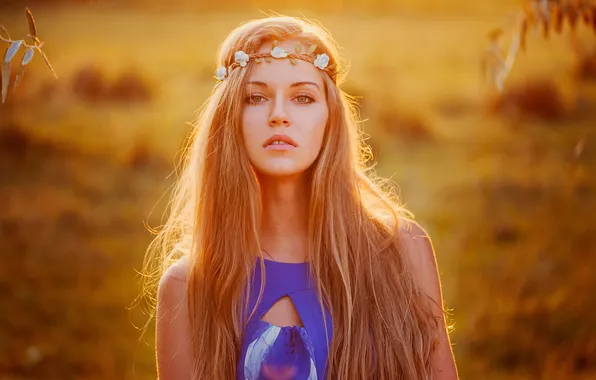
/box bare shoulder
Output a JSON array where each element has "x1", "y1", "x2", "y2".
[
  {"x1": 156, "y1": 255, "x2": 193, "y2": 379},
  {"x1": 397, "y1": 218, "x2": 442, "y2": 305},
  {"x1": 159, "y1": 256, "x2": 189, "y2": 288},
  {"x1": 398, "y1": 218, "x2": 435, "y2": 265},
  {"x1": 161, "y1": 256, "x2": 188, "y2": 281},
  {"x1": 157, "y1": 256, "x2": 190, "y2": 327},
  {"x1": 398, "y1": 219, "x2": 460, "y2": 378}
]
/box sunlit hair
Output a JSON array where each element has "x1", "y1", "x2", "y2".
[{"x1": 139, "y1": 15, "x2": 444, "y2": 379}]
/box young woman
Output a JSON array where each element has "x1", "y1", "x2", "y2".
[{"x1": 146, "y1": 15, "x2": 458, "y2": 380}]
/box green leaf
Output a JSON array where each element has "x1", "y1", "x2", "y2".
[
  {"x1": 1, "y1": 61, "x2": 10, "y2": 103},
  {"x1": 265, "y1": 57, "x2": 272, "y2": 63},
  {"x1": 255, "y1": 57, "x2": 262, "y2": 63},
  {"x1": 295, "y1": 44, "x2": 301, "y2": 53},
  {"x1": 290, "y1": 58, "x2": 297, "y2": 65},
  {"x1": 307, "y1": 44, "x2": 317, "y2": 55}
]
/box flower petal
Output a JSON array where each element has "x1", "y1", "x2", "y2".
[
  {"x1": 271, "y1": 47, "x2": 288, "y2": 59},
  {"x1": 215, "y1": 65, "x2": 227, "y2": 80}
]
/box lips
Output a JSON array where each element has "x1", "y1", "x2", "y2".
[{"x1": 262, "y1": 134, "x2": 298, "y2": 148}]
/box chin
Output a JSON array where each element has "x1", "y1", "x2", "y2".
[{"x1": 253, "y1": 162, "x2": 310, "y2": 178}]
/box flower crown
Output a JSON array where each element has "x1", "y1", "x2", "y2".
[{"x1": 215, "y1": 40, "x2": 337, "y2": 81}]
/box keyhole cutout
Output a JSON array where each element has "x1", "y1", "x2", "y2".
[{"x1": 260, "y1": 295, "x2": 304, "y2": 328}]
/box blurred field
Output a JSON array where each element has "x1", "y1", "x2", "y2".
[{"x1": 0, "y1": 3, "x2": 595, "y2": 379}]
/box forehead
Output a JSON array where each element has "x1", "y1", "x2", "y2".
[{"x1": 249, "y1": 39, "x2": 325, "y2": 88}]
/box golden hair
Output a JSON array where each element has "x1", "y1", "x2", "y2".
[{"x1": 140, "y1": 15, "x2": 443, "y2": 379}]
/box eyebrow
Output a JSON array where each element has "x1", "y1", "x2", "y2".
[{"x1": 247, "y1": 81, "x2": 320, "y2": 90}]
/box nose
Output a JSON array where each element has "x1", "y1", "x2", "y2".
[{"x1": 268, "y1": 97, "x2": 290, "y2": 127}]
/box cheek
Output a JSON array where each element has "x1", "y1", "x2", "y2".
[
  {"x1": 241, "y1": 108, "x2": 265, "y2": 154},
  {"x1": 302, "y1": 106, "x2": 328, "y2": 154}
]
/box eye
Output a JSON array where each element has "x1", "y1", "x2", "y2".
[
  {"x1": 294, "y1": 94, "x2": 315, "y2": 104},
  {"x1": 246, "y1": 93, "x2": 267, "y2": 104}
]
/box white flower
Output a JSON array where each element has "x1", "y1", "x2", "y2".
[
  {"x1": 215, "y1": 66, "x2": 227, "y2": 80},
  {"x1": 313, "y1": 53, "x2": 330, "y2": 70},
  {"x1": 271, "y1": 46, "x2": 288, "y2": 59},
  {"x1": 234, "y1": 50, "x2": 250, "y2": 67}
]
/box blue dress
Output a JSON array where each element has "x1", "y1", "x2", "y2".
[{"x1": 237, "y1": 257, "x2": 333, "y2": 379}]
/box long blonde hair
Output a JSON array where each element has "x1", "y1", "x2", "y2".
[{"x1": 140, "y1": 15, "x2": 443, "y2": 379}]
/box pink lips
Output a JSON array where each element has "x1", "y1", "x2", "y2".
[{"x1": 262, "y1": 134, "x2": 298, "y2": 151}]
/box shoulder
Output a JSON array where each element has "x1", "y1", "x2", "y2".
[
  {"x1": 158, "y1": 256, "x2": 189, "y2": 304},
  {"x1": 398, "y1": 218, "x2": 435, "y2": 268},
  {"x1": 160, "y1": 256, "x2": 189, "y2": 283},
  {"x1": 397, "y1": 218, "x2": 442, "y2": 306},
  {"x1": 397, "y1": 219, "x2": 460, "y2": 377},
  {"x1": 156, "y1": 256, "x2": 193, "y2": 378}
]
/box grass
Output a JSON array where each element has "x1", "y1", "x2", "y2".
[{"x1": 0, "y1": 4, "x2": 595, "y2": 379}]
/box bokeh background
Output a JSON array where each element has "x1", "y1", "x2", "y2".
[{"x1": 1, "y1": 0, "x2": 595, "y2": 379}]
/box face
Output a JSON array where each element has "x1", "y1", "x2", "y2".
[{"x1": 241, "y1": 40, "x2": 329, "y2": 178}]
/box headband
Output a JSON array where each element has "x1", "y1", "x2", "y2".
[{"x1": 215, "y1": 41, "x2": 337, "y2": 81}]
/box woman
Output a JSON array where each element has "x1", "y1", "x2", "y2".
[{"x1": 145, "y1": 15, "x2": 458, "y2": 380}]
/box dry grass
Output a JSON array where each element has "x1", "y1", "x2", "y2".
[
  {"x1": 70, "y1": 64, "x2": 155, "y2": 104},
  {"x1": 0, "y1": 120, "x2": 169, "y2": 379},
  {"x1": 573, "y1": 46, "x2": 596, "y2": 80},
  {"x1": 487, "y1": 78, "x2": 569, "y2": 121},
  {"x1": 483, "y1": 0, "x2": 596, "y2": 92}
]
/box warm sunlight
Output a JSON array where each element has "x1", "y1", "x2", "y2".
[{"x1": 1, "y1": 0, "x2": 595, "y2": 379}]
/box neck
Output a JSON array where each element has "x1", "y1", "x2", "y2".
[{"x1": 258, "y1": 173, "x2": 310, "y2": 262}]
